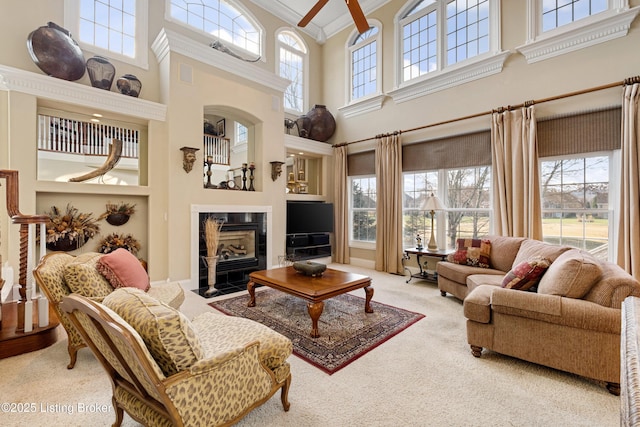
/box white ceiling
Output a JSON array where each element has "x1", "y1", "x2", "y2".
[{"x1": 248, "y1": 0, "x2": 392, "y2": 42}]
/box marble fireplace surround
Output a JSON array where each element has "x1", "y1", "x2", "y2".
[{"x1": 190, "y1": 204, "x2": 273, "y2": 290}]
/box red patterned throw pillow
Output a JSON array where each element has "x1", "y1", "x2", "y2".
[
  {"x1": 446, "y1": 238, "x2": 492, "y2": 268},
  {"x1": 502, "y1": 256, "x2": 552, "y2": 291},
  {"x1": 97, "y1": 248, "x2": 150, "y2": 292}
]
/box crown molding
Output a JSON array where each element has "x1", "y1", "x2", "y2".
[
  {"x1": 388, "y1": 51, "x2": 511, "y2": 104},
  {"x1": 0, "y1": 64, "x2": 166, "y2": 121},
  {"x1": 151, "y1": 28, "x2": 290, "y2": 93},
  {"x1": 517, "y1": 7, "x2": 640, "y2": 64},
  {"x1": 338, "y1": 94, "x2": 386, "y2": 118}
]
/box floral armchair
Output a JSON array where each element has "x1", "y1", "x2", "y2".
[
  {"x1": 60, "y1": 289, "x2": 292, "y2": 427},
  {"x1": 33, "y1": 251, "x2": 184, "y2": 369}
]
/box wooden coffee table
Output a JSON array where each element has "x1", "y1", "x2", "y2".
[{"x1": 247, "y1": 266, "x2": 373, "y2": 338}]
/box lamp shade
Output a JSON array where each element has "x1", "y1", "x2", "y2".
[{"x1": 421, "y1": 193, "x2": 446, "y2": 211}]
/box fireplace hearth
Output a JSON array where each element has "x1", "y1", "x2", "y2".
[{"x1": 197, "y1": 211, "x2": 267, "y2": 297}]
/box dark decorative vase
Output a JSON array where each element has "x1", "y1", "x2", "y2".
[
  {"x1": 296, "y1": 105, "x2": 336, "y2": 142},
  {"x1": 46, "y1": 235, "x2": 88, "y2": 252},
  {"x1": 116, "y1": 74, "x2": 142, "y2": 97},
  {"x1": 86, "y1": 56, "x2": 115, "y2": 90},
  {"x1": 106, "y1": 213, "x2": 130, "y2": 226}
]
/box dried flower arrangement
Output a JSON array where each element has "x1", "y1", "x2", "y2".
[
  {"x1": 204, "y1": 217, "x2": 224, "y2": 257},
  {"x1": 99, "y1": 202, "x2": 136, "y2": 226},
  {"x1": 45, "y1": 204, "x2": 101, "y2": 250},
  {"x1": 98, "y1": 233, "x2": 141, "y2": 256}
]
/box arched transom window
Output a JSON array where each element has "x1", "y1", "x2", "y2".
[
  {"x1": 349, "y1": 25, "x2": 380, "y2": 102},
  {"x1": 277, "y1": 30, "x2": 308, "y2": 114},
  {"x1": 169, "y1": 0, "x2": 262, "y2": 56}
]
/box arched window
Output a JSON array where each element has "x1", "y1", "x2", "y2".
[
  {"x1": 169, "y1": 0, "x2": 262, "y2": 56},
  {"x1": 348, "y1": 24, "x2": 381, "y2": 102},
  {"x1": 398, "y1": 0, "x2": 495, "y2": 84},
  {"x1": 277, "y1": 30, "x2": 308, "y2": 114}
]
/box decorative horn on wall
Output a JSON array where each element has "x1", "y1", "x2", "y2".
[{"x1": 68, "y1": 139, "x2": 123, "y2": 182}]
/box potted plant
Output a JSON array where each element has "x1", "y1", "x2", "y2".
[
  {"x1": 99, "y1": 202, "x2": 136, "y2": 226},
  {"x1": 45, "y1": 204, "x2": 101, "y2": 251},
  {"x1": 97, "y1": 232, "x2": 141, "y2": 256}
]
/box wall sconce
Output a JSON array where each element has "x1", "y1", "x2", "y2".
[
  {"x1": 180, "y1": 146, "x2": 199, "y2": 173},
  {"x1": 270, "y1": 161, "x2": 285, "y2": 181}
]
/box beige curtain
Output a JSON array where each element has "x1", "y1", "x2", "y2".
[
  {"x1": 333, "y1": 145, "x2": 350, "y2": 264},
  {"x1": 617, "y1": 82, "x2": 640, "y2": 279},
  {"x1": 491, "y1": 106, "x2": 543, "y2": 239},
  {"x1": 375, "y1": 133, "x2": 404, "y2": 273}
]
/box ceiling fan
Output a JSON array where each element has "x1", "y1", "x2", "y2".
[{"x1": 298, "y1": 0, "x2": 370, "y2": 34}]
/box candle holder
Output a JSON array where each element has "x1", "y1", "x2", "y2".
[
  {"x1": 248, "y1": 162, "x2": 255, "y2": 191},
  {"x1": 241, "y1": 163, "x2": 248, "y2": 191},
  {"x1": 204, "y1": 156, "x2": 215, "y2": 188}
]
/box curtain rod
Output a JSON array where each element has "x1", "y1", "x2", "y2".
[{"x1": 332, "y1": 75, "x2": 640, "y2": 148}]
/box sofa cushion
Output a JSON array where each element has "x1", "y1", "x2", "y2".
[
  {"x1": 64, "y1": 252, "x2": 114, "y2": 299},
  {"x1": 97, "y1": 248, "x2": 150, "y2": 291},
  {"x1": 484, "y1": 236, "x2": 526, "y2": 272},
  {"x1": 466, "y1": 274, "x2": 505, "y2": 294},
  {"x1": 103, "y1": 288, "x2": 204, "y2": 377},
  {"x1": 501, "y1": 256, "x2": 551, "y2": 291},
  {"x1": 537, "y1": 249, "x2": 602, "y2": 299},
  {"x1": 437, "y1": 262, "x2": 505, "y2": 285},
  {"x1": 512, "y1": 239, "x2": 571, "y2": 269},
  {"x1": 446, "y1": 238, "x2": 491, "y2": 268},
  {"x1": 584, "y1": 261, "x2": 640, "y2": 309}
]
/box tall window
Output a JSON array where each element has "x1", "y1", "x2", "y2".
[
  {"x1": 403, "y1": 166, "x2": 491, "y2": 249},
  {"x1": 541, "y1": 155, "x2": 610, "y2": 258},
  {"x1": 235, "y1": 122, "x2": 247, "y2": 145},
  {"x1": 541, "y1": 0, "x2": 607, "y2": 32},
  {"x1": 277, "y1": 30, "x2": 307, "y2": 114},
  {"x1": 349, "y1": 26, "x2": 380, "y2": 101},
  {"x1": 65, "y1": 0, "x2": 148, "y2": 67},
  {"x1": 169, "y1": 0, "x2": 262, "y2": 56},
  {"x1": 398, "y1": 0, "x2": 495, "y2": 84},
  {"x1": 350, "y1": 176, "x2": 377, "y2": 243}
]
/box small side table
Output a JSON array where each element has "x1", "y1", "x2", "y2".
[{"x1": 403, "y1": 248, "x2": 453, "y2": 284}]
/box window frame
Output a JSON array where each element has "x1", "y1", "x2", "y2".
[
  {"x1": 389, "y1": 0, "x2": 506, "y2": 104},
  {"x1": 518, "y1": 0, "x2": 638, "y2": 63},
  {"x1": 402, "y1": 167, "x2": 492, "y2": 251},
  {"x1": 347, "y1": 23, "x2": 382, "y2": 104},
  {"x1": 165, "y1": 0, "x2": 265, "y2": 61},
  {"x1": 338, "y1": 20, "x2": 386, "y2": 118},
  {"x1": 349, "y1": 175, "x2": 377, "y2": 249},
  {"x1": 539, "y1": 151, "x2": 616, "y2": 260},
  {"x1": 276, "y1": 28, "x2": 309, "y2": 115},
  {"x1": 65, "y1": 0, "x2": 149, "y2": 70}
]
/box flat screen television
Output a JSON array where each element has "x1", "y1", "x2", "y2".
[{"x1": 286, "y1": 201, "x2": 334, "y2": 234}]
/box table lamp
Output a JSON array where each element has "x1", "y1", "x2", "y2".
[{"x1": 421, "y1": 192, "x2": 446, "y2": 251}]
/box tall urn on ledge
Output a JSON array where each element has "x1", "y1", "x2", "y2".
[{"x1": 203, "y1": 217, "x2": 223, "y2": 297}]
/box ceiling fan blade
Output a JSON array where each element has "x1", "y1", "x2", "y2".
[
  {"x1": 346, "y1": 0, "x2": 370, "y2": 34},
  {"x1": 298, "y1": 0, "x2": 330, "y2": 28}
]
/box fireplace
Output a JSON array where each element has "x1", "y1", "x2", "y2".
[{"x1": 195, "y1": 209, "x2": 269, "y2": 297}]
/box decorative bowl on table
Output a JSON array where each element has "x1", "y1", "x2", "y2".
[{"x1": 293, "y1": 261, "x2": 327, "y2": 277}]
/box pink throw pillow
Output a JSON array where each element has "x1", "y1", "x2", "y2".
[{"x1": 97, "y1": 248, "x2": 150, "y2": 291}]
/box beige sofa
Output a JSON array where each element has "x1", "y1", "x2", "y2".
[{"x1": 436, "y1": 236, "x2": 640, "y2": 394}]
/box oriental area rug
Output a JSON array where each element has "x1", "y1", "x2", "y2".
[{"x1": 208, "y1": 289, "x2": 425, "y2": 374}]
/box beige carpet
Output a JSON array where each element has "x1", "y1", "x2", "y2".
[{"x1": 0, "y1": 264, "x2": 619, "y2": 426}]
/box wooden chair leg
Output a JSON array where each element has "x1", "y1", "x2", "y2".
[
  {"x1": 112, "y1": 399, "x2": 124, "y2": 427},
  {"x1": 67, "y1": 343, "x2": 79, "y2": 369},
  {"x1": 280, "y1": 374, "x2": 291, "y2": 412},
  {"x1": 470, "y1": 345, "x2": 483, "y2": 358},
  {"x1": 606, "y1": 382, "x2": 620, "y2": 396}
]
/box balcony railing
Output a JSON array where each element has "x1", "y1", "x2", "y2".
[
  {"x1": 203, "y1": 134, "x2": 230, "y2": 166},
  {"x1": 37, "y1": 114, "x2": 139, "y2": 159}
]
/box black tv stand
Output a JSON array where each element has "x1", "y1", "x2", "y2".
[{"x1": 286, "y1": 233, "x2": 331, "y2": 261}]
